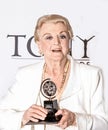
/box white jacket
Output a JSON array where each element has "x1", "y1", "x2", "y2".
[{"x1": 0, "y1": 56, "x2": 108, "y2": 130}]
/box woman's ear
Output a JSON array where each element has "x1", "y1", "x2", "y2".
[
  {"x1": 37, "y1": 41, "x2": 44, "y2": 56},
  {"x1": 36, "y1": 41, "x2": 40, "y2": 48}
]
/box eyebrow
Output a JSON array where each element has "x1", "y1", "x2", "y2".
[{"x1": 42, "y1": 31, "x2": 68, "y2": 37}]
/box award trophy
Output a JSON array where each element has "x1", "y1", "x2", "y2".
[{"x1": 27, "y1": 78, "x2": 62, "y2": 125}]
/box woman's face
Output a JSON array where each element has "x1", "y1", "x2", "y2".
[{"x1": 37, "y1": 22, "x2": 70, "y2": 61}]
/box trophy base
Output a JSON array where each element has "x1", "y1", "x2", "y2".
[
  {"x1": 26, "y1": 120, "x2": 58, "y2": 125},
  {"x1": 26, "y1": 115, "x2": 62, "y2": 125}
]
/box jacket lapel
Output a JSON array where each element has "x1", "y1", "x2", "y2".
[{"x1": 60, "y1": 58, "x2": 81, "y2": 101}]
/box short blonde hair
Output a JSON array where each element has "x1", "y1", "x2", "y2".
[{"x1": 34, "y1": 14, "x2": 73, "y2": 42}]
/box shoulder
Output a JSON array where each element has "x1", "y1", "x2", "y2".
[
  {"x1": 77, "y1": 62, "x2": 103, "y2": 87},
  {"x1": 79, "y1": 63, "x2": 103, "y2": 80},
  {"x1": 69, "y1": 55, "x2": 102, "y2": 74},
  {"x1": 69, "y1": 56, "x2": 103, "y2": 80},
  {"x1": 19, "y1": 60, "x2": 44, "y2": 71},
  {"x1": 16, "y1": 60, "x2": 44, "y2": 79},
  {"x1": 79, "y1": 63, "x2": 101, "y2": 73}
]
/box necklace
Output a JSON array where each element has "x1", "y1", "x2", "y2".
[
  {"x1": 42, "y1": 59, "x2": 70, "y2": 95},
  {"x1": 61, "y1": 59, "x2": 70, "y2": 88}
]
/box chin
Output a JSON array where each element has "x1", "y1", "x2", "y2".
[{"x1": 52, "y1": 56, "x2": 64, "y2": 61}]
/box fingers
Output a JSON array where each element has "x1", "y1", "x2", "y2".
[
  {"x1": 56, "y1": 109, "x2": 67, "y2": 129},
  {"x1": 31, "y1": 104, "x2": 48, "y2": 114},
  {"x1": 55, "y1": 109, "x2": 76, "y2": 129},
  {"x1": 22, "y1": 104, "x2": 48, "y2": 125},
  {"x1": 55, "y1": 109, "x2": 63, "y2": 116},
  {"x1": 30, "y1": 105, "x2": 48, "y2": 120}
]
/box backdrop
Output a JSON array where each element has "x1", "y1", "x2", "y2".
[{"x1": 0, "y1": 0, "x2": 108, "y2": 112}]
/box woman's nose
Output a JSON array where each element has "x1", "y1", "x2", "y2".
[{"x1": 53, "y1": 36, "x2": 60, "y2": 45}]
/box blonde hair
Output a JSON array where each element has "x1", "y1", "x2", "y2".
[{"x1": 34, "y1": 14, "x2": 73, "y2": 42}]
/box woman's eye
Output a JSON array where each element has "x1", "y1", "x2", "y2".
[
  {"x1": 45, "y1": 36, "x2": 53, "y2": 40},
  {"x1": 60, "y1": 35, "x2": 67, "y2": 39}
]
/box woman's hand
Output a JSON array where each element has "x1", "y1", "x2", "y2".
[
  {"x1": 55, "y1": 109, "x2": 76, "y2": 129},
  {"x1": 22, "y1": 104, "x2": 48, "y2": 126}
]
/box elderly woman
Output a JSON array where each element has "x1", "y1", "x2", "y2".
[{"x1": 0, "y1": 14, "x2": 108, "y2": 130}]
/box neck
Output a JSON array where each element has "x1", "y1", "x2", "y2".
[
  {"x1": 44, "y1": 58, "x2": 68, "y2": 76},
  {"x1": 42, "y1": 58, "x2": 70, "y2": 98}
]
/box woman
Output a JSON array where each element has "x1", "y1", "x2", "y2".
[{"x1": 0, "y1": 14, "x2": 108, "y2": 130}]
